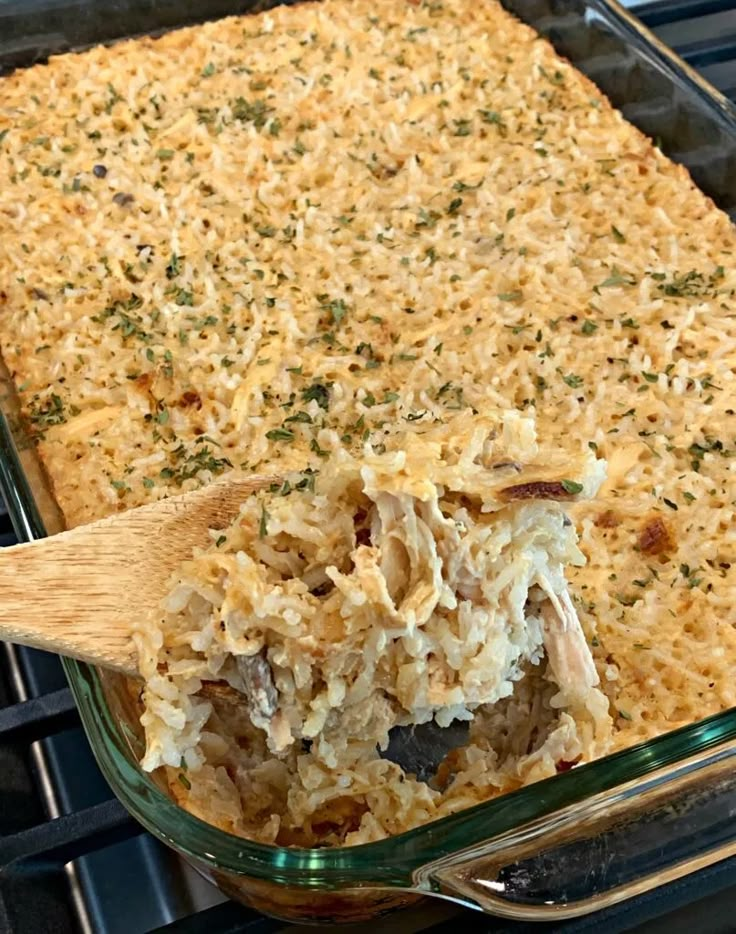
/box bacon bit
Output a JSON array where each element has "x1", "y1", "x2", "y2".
[
  {"x1": 595, "y1": 509, "x2": 620, "y2": 529},
  {"x1": 178, "y1": 390, "x2": 202, "y2": 409},
  {"x1": 311, "y1": 796, "x2": 369, "y2": 836},
  {"x1": 433, "y1": 747, "x2": 466, "y2": 791},
  {"x1": 370, "y1": 161, "x2": 403, "y2": 181},
  {"x1": 556, "y1": 757, "x2": 581, "y2": 773},
  {"x1": 637, "y1": 515, "x2": 674, "y2": 555},
  {"x1": 198, "y1": 681, "x2": 241, "y2": 705},
  {"x1": 499, "y1": 480, "x2": 574, "y2": 501},
  {"x1": 135, "y1": 372, "x2": 154, "y2": 392}
]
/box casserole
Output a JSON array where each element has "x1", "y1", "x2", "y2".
[{"x1": 3, "y1": 0, "x2": 736, "y2": 922}]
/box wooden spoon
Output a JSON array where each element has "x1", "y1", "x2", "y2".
[
  {"x1": 0, "y1": 470, "x2": 469, "y2": 778},
  {"x1": 0, "y1": 473, "x2": 277, "y2": 676}
]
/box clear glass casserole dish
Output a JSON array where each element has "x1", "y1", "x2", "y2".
[{"x1": 3, "y1": 0, "x2": 736, "y2": 923}]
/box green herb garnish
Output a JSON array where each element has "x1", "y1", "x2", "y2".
[
  {"x1": 559, "y1": 370, "x2": 583, "y2": 389},
  {"x1": 497, "y1": 290, "x2": 522, "y2": 302},
  {"x1": 259, "y1": 503, "x2": 269, "y2": 539},
  {"x1": 561, "y1": 479, "x2": 584, "y2": 494},
  {"x1": 611, "y1": 225, "x2": 626, "y2": 243},
  {"x1": 231, "y1": 97, "x2": 273, "y2": 129},
  {"x1": 265, "y1": 427, "x2": 295, "y2": 442},
  {"x1": 302, "y1": 383, "x2": 330, "y2": 409},
  {"x1": 596, "y1": 266, "x2": 636, "y2": 289}
]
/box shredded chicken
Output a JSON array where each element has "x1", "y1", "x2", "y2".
[
  {"x1": 139, "y1": 413, "x2": 611, "y2": 782},
  {"x1": 539, "y1": 586, "x2": 600, "y2": 706}
]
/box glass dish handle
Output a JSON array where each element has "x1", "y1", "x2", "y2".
[{"x1": 418, "y1": 737, "x2": 736, "y2": 920}]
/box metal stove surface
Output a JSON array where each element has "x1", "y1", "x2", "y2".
[{"x1": 3, "y1": 2, "x2": 736, "y2": 932}]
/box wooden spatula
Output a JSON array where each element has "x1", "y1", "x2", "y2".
[
  {"x1": 0, "y1": 473, "x2": 277, "y2": 676},
  {"x1": 0, "y1": 470, "x2": 470, "y2": 778}
]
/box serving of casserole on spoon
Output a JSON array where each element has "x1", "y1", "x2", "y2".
[
  {"x1": 133, "y1": 411, "x2": 612, "y2": 839},
  {"x1": 0, "y1": 413, "x2": 610, "y2": 832},
  {"x1": 0, "y1": 409, "x2": 610, "y2": 836}
]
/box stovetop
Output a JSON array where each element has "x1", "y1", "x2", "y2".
[{"x1": 2, "y1": 2, "x2": 736, "y2": 931}]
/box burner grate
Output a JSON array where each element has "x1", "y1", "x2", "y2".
[
  {"x1": 0, "y1": 688, "x2": 77, "y2": 745},
  {"x1": 2, "y1": 3, "x2": 736, "y2": 931},
  {"x1": 634, "y1": 0, "x2": 736, "y2": 26}
]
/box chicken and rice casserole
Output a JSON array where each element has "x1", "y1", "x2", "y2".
[{"x1": 1, "y1": 0, "x2": 735, "y2": 845}]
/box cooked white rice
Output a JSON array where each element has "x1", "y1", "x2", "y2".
[{"x1": 134, "y1": 413, "x2": 611, "y2": 844}]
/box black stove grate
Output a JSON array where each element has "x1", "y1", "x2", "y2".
[{"x1": 3, "y1": 3, "x2": 736, "y2": 931}]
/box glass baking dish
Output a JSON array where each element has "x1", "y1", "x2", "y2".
[{"x1": 3, "y1": 0, "x2": 736, "y2": 923}]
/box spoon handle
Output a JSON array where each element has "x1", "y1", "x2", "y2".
[{"x1": 0, "y1": 472, "x2": 276, "y2": 674}]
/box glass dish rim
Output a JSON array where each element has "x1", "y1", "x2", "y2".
[{"x1": 2, "y1": 0, "x2": 736, "y2": 886}]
